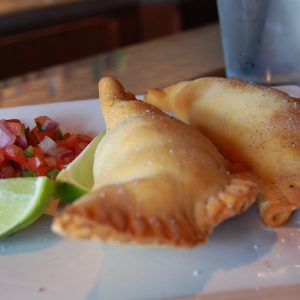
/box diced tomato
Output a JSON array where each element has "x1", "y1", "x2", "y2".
[
  {"x1": 36, "y1": 165, "x2": 52, "y2": 176},
  {"x1": 34, "y1": 116, "x2": 50, "y2": 130},
  {"x1": 32, "y1": 147, "x2": 46, "y2": 167},
  {"x1": 32, "y1": 146, "x2": 45, "y2": 159},
  {"x1": 14, "y1": 168, "x2": 22, "y2": 177},
  {"x1": 49, "y1": 130, "x2": 61, "y2": 141},
  {"x1": 56, "y1": 134, "x2": 91, "y2": 151},
  {"x1": 1, "y1": 165, "x2": 15, "y2": 178},
  {"x1": 0, "y1": 150, "x2": 6, "y2": 165},
  {"x1": 0, "y1": 115, "x2": 93, "y2": 179},
  {"x1": 6, "y1": 121, "x2": 22, "y2": 136},
  {"x1": 53, "y1": 147, "x2": 74, "y2": 165},
  {"x1": 26, "y1": 156, "x2": 45, "y2": 172},
  {"x1": 7, "y1": 121, "x2": 27, "y2": 148},
  {"x1": 4, "y1": 145, "x2": 27, "y2": 164},
  {"x1": 45, "y1": 156, "x2": 57, "y2": 168},
  {"x1": 63, "y1": 132, "x2": 71, "y2": 140},
  {"x1": 5, "y1": 119, "x2": 21, "y2": 123},
  {"x1": 76, "y1": 134, "x2": 92, "y2": 143},
  {"x1": 74, "y1": 141, "x2": 89, "y2": 156},
  {"x1": 56, "y1": 134, "x2": 77, "y2": 149},
  {"x1": 32, "y1": 126, "x2": 60, "y2": 142},
  {"x1": 35, "y1": 116, "x2": 58, "y2": 132},
  {"x1": 25, "y1": 127, "x2": 38, "y2": 146},
  {"x1": 31, "y1": 126, "x2": 47, "y2": 142}
]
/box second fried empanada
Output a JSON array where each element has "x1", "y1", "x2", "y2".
[
  {"x1": 145, "y1": 77, "x2": 300, "y2": 226},
  {"x1": 52, "y1": 77, "x2": 258, "y2": 247}
]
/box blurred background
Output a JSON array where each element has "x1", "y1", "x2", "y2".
[{"x1": 0, "y1": 0, "x2": 218, "y2": 80}]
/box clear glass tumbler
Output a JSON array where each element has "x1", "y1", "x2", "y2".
[{"x1": 217, "y1": 0, "x2": 300, "y2": 85}]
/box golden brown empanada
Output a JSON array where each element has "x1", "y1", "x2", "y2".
[
  {"x1": 52, "y1": 77, "x2": 258, "y2": 247},
  {"x1": 145, "y1": 77, "x2": 300, "y2": 226}
]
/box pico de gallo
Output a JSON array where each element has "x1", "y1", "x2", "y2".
[{"x1": 0, "y1": 116, "x2": 92, "y2": 179}]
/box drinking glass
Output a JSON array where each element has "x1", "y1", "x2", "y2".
[{"x1": 217, "y1": 0, "x2": 300, "y2": 85}]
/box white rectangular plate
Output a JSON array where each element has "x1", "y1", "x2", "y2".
[{"x1": 0, "y1": 93, "x2": 299, "y2": 300}]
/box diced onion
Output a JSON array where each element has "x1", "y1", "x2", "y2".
[
  {"x1": 41, "y1": 119, "x2": 59, "y2": 131},
  {"x1": 0, "y1": 120, "x2": 16, "y2": 148},
  {"x1": 38, "y1": 136, "x2": 57, "y2": 154},
  {"x1": 50, "y1": 147, "x2": 73, "y2": 160},
  {"x1": 16, "y1": 133, "x2": 28, "y2": 149}
]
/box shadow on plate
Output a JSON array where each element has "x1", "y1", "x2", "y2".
[
  {"x1": 0, "y1": 215, "x2": 61, "y2": 256},
  {"x1": 86, "y1": 206, "x2": 279, "y2": 300},
  {"x1": 279, "y1": 209, "x2": 300, "y2": 228}
]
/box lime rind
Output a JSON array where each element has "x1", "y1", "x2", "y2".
[
  {"x1": 0, "y1": 177, "x2": 55, "y2": 237},
  {"x1": 0, "y1": 130, "x2": 105, "y2": 238},
  {"x1": 9, "y1": 177, "x2": 55, "y2": 235},
  {"x1": 55, "y1": 131, "x2": 105, "y2": 202},
  {"x1": 55, "y1": 181, "x2": 87, "y2": 202}
]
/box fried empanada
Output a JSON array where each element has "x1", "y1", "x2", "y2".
[
  {"x1": 145, "y1": 77, "x2": 300, "y2": 226},
  {"x1": 52, "y1": 77, "x2": 258, "y2": 247}
]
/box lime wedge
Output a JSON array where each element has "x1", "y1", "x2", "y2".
[
  {"x1": 55, "y1": 131, "x2": 105, "y2": 202},
  {"x1": 0, "y1": 177, "x2": 55, "y2": 238}
]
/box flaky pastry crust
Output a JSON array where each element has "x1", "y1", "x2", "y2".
[
  {"x1": 145, "y1": 77, "x2": 300, "y2": 226},
  {"x1": 52, "y1": 77, "x2": 258, "y2": 247}
]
